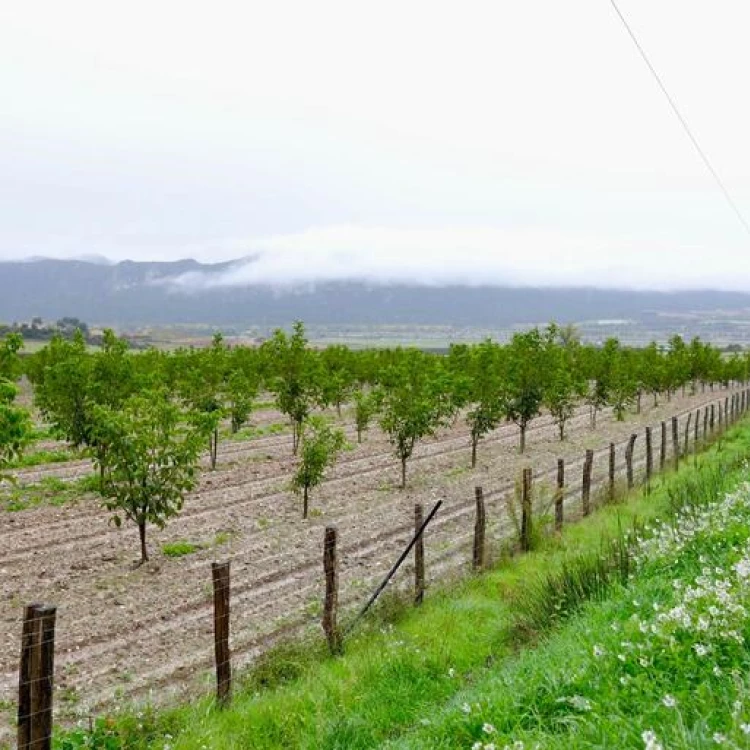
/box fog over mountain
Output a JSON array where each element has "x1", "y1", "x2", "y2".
[{"x1": 3, "y1": 258, "x2": 750, "y2": 335}]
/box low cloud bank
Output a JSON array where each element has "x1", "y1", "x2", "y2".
[{"x1": 159, "y1": 225, "x2": 750, "y2": 292}]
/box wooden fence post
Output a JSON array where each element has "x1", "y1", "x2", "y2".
[
  {"x1": 694, "y1": 409, "x2": 700, "y2": 447},
  {"x1": 624, "y1": 434, "x2": 636, "y2": 490},
  {"x1": 323, "y1": 527, "x2": 341, "y2": 655},
  {"x1": 19, "y1": 604, "x2": 57, "y2": 750},
  {"x1": 521, "y1": 468, "x2": 533, "y2": 552},
  {"x1": 608, "y1": 442, "x2": 616, "y2": 502},
  {"x1": 211, "y1": 561, "x2": 231, "y2": 706},
  {"x1": 582, "y1": 450, "x2": 594, "y2": 515},
  {"x1": 472, "y1": 489, "x2": 486, "y2": 572},
  {"x1": 555, "y1": 459, "x2": 564, "y2": 531},
  {"x1": 660, "y1": 421, "x2": 666, "y2": 470},
  {"x1": 671, "y1": 416, "x2": 679, "y2": 470},
  {"x1": 718, "y1": 401, "x2": 723, "y2": 430},
  {"x1": 645, "y1": 427, "x2": 653, "y2": 491},
  {"x1": 18, "y1": 603, "x2": 41, "y2": 750},
  {"x1": 703, "y1": 407, "x2": 709, "y2": 441},
  {"x1": 683, "y1": 412, "x2": 692, "y2": 457},
  {"x1": 725, "y1": 397, "x2": 730, "y2": 426},
  {"x1": 415, "y1": 504, "x2": 425, "y2": 602}
]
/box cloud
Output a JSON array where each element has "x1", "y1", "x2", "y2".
[{"x1": 159, "y1": 224, "x2": 750, "y2": 292}]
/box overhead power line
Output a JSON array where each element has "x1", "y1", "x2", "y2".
[{"x1": 608, "y1": 0, "x2": 750, "y2": 238}]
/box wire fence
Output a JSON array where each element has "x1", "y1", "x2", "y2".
[{"x1": 10, "y1": 387, "x2": 750, "y2": 750}]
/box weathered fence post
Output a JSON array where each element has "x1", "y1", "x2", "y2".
[
  {"x1": 582, "y1": 450, "x2": 593, "y2": 515},
  {"x1": 694, "y1": 408, "x2": 700, "y2": 447},
  {"x1": 671, "y1": 416, "x2": 679, "y2": 470},
  {"x1": 472, "y1": 489, "x2": 486, "y2": 572},
  {"x1": 521, "y1": 467, "x2": 533, "y2": 552},
  {"x1": 660, "y1": 421, "x2": 667, "y2": 470},
  {"x1": 710, "y1": 404, "x2": 715, "y2": 433},
  {"x1": 683, "y1": 412, "x2": 692, "y2": 457},
  {"x1": 645, "y1": 426, "x2": 653, "y2": 491},
  {"x1": 27, "y1": 605, "x2": 56, "y2": 750},
  {"x1": 625, "y1": 434, "x2": 636, "y2": 490},
  {"x1": 211, "y1": 561, "x2": 232, "y2": 706},
  {"x1": 323, "y1": 527, "x2": 341, "y2": 655},
  {"x1": 555, "y1": 459, "x2": 564, "y2": 531},
  {"x1": 18, "y1": 604, "x2": 41, "y2": 750},
  {"x1": 725, "y1": 397, "x2": 730, "y2": 426},
  {"x1": 415, "y1": 504, "x2": 425, "y2": 602},
  {"x1": 718, "y1": 401, "x2": 723, "y2": 430},
  {"x1": 703, "y1": 408, "x2": 709, "y2": 441},
  {"x1": 608, "y1": 442, "x2": 616, "y2": 502}
]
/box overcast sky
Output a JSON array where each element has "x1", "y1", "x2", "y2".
[{"x1": 2, "y1": 1, "x2": 750, "y2": 290}]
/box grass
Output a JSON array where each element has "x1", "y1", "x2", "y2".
[
  {"x1": 5, "y1": 447, "x2": 77, "y2": 470},
  {"x1": 161, "y1": 541, "x2": 203, "y2": 558},
  {"x1": 50, "y1": 420, "x2": 750, "y2": 749},
  {"x1": 0, "y1": 473, "x2": 100, "y2": 511},
  {"x1": 226, "y1": 422, "x2": 289, "y2": 441}
]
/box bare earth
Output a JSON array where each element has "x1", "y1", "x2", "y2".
[{"x1": 0, "y1": 385, "x2": 739, "y2": 740}]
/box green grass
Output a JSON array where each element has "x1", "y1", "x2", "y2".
[
  {"x1": 5, "y1": 447, "x2": 77, "y2": 470},
  {"x1": 225, "y1": 422, "x2": 289, "y2": 441},
  {"x1": 161, "y1": 541, "x2": 203, "y2": 558},
  {"x1": 51, "y1": 421, "x2": 750, "y2": 749},
  {"x1": 1, "y1": 473, "x2": 100, "y2": 511}
]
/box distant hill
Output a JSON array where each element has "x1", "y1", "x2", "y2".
[{"x1": 2, "y1": 258, "x2": 750, "y2": 335}]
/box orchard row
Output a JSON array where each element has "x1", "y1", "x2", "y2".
[{"x1": 1, "y1": 323, "x2": 748, "y2": 562}]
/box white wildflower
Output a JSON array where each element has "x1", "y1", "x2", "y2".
[{"x1": 662, "y1": 695, "x2": 677, "y2": 708}]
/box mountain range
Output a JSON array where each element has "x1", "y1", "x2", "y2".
[{"x1": 2, "y1": 258, "x2": 750, "y2": 338}]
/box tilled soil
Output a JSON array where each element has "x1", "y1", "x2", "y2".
[{"x1": 0, "y1": 385, "x2": 741, "y2": 736}]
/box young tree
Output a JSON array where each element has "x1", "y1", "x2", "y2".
[
  {"x1": 378, "y1": 356, "x2": 454, "y2": 487},
  {"x1": 225, "y1": 370, "x2": 256, "y2": 434},
  {"x1": 0, "y1": 380, "x2": 32, "y2": 481},
  {"x1": 465, "y1": 340, "x2": 505, "y2": 467},
  {"x1": 291, "y1": 417, "x2": 346, "y2": 519},
  {"x1": 264, "y1": 322, "x2": 317, "y2": 454},
  {"x1": 502, "y1": 328, "x2": 552, "y2": 452},
  {"x1": 30, "y1": 331, "x2": 94, "y2": 447},
  {"x1": 352, "y1": 389, "x2": 378, "y2": 443},
  {"x1": 92, "y1": 393, "x2": 208, "y2": 564},
  {"x1": 0, "y1": 332, "x2": 24, "y2": 381}
]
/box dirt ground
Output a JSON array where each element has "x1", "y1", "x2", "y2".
[{"x1": 0, "y1": 385, "x2": 742, "y2": 738}]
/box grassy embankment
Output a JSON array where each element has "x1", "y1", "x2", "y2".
[{"x1": 56, "y1": 420, "x2": 750, "y2": 749}]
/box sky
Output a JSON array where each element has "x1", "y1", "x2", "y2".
[{"x1": 2, "y1": 0, "x2": 750, "y2": 290}]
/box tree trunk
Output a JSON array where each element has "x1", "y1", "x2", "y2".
[
  {"x1": 471, "y1": 436, "x2": 478, "y2": 468},
  {"x1": 210, "y1": 428, "x2": 218, "y2": 470},
  {"x1": 357, "y1": 427, "x2": 362, "y2": 444},
  {"x1": 138, "y1": 521, "x2": 148, "y2": 564},
  {"x1": 519, "y1": 422, "x2": 526, "y2": 453},
  {"x1": 653, "y1": 392, "x2": 658, "y2": 407},
  {"x1": 303, "y1": 486, "x2": 309, "y2": 519},
  {"x1": 559, "y1": 421, "x2": 565, "y2": 441},
  {"x1": 401, "y1": 457, "x2": 407, "y2": 489},
  {"x1": 636, "y1": 392, "x2": 642, "y2": 414}
]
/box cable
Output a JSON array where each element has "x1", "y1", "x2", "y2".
[{"x1": 608, "y1": 0, "x2": 750, "y2": 237}]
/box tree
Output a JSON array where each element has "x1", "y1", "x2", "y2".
[
  {"x1": 0, "y1": 380, "x2": 32, "y2": 481},
  {"x1": 264, "y1": 322, "x2": 317, "y2": 454},
  {"x1": 174, "y1": 335, "x2": 226, "y2": 470},
  {"x1": 225, "y1": 370, "x2": 256, "y2": 434},
  {"x1": 378, "y1": 356, "x2": 454, "y2": 487},
  {"x1": 316, "y1": 345, "x2": 356, "y2": 416},
  {"x1": 352, "y1": 389, "x2": 378, "y2": 443},
  {"x1": 291, "y1": 417, "x2": 346, "y2": 519},
  {"x1": 545, "y1": 365, "x2": 584, "y2": 440},
  {"x1": 0, "y1": 332, "x2": 23, "y2": 380},
  {"x1": 465, "y1": 340, "x2": 504, "y2": 467},
  {"x1": 502, "y1": 328, "x2": 552, "y2": 452},
  {"x1": 92, "y1": 393, "x2": 208, "y2": 564},
  {"x1": 30, "y1": 331, "x2": 94, "y2": 447}
]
